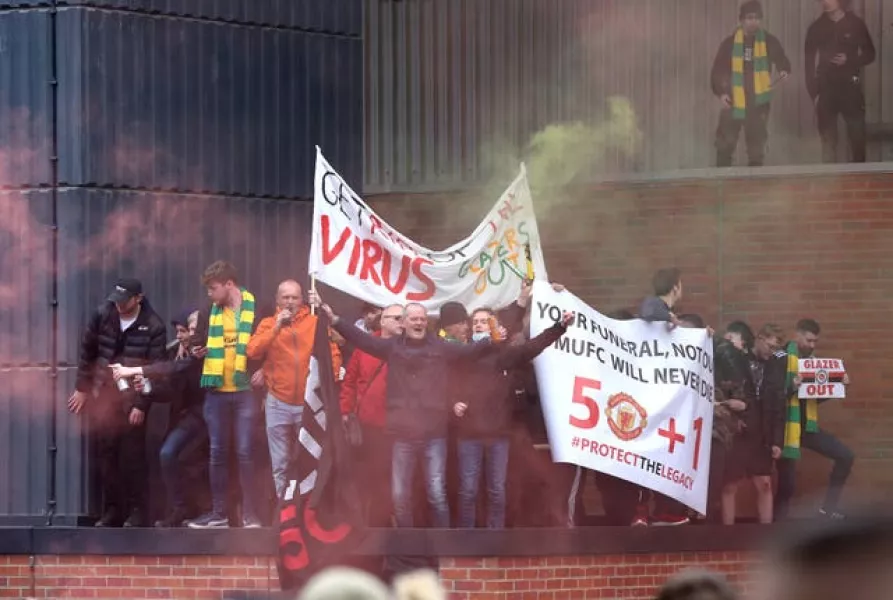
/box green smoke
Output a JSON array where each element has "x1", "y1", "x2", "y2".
[{"x1": 526, "y1": 96, "x2": 642, "y2": 193}]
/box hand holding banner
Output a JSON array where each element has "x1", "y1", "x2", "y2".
[
  {"x1": 309, "y1": 148, "x2": 548, "y2": 312},
  {"x1": 530, "y1": 282, "x2": 714, "y2": 513}
]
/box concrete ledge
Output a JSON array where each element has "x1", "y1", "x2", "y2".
[
  {"x1": 363, "y1": 161, "x2": 893, "y2": 196},
  {"x1": 0, "y1": 524, "x2": 769, "y2": 556}
]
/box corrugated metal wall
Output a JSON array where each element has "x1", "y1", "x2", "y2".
[
  {"x1": 364, "y1": 0, "x2": 892, "y2": 192},
  {"x1": 0, "y1": 2, "x2": 361, "y2": 521}
]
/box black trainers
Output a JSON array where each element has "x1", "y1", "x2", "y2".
[
  {"x1": 186, "y1": 512, "x2": 229, "y2": 529},
  {"x1": 155, "y1": 509, "x2": 187, "y2": 528},
  {"x1": 123, "y1": 509, "x2": 146, "y2": 528},
  {"x1": 94, "y1": 510, "x2": 121, "y2": 528},
  {"x1": 819, "y1": 508, "x2": 845, "y2": 520}
]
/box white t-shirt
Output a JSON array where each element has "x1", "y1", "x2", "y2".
[{"x1": 119, "y1": 315, "x2": 138, "y2": 331}]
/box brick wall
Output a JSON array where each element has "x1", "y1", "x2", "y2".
[
  {"x1": 367, "y1": 171, "x2": 893, "y2": 512},
  {"x1": 0, "y1": 552, "x2": 755, "y2": 599}
]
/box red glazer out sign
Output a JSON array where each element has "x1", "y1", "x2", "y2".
[{"x1": 798, "y1": 358, "x2": 846, "y2": 399}]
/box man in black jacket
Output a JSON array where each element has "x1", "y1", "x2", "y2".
[
  {"x1": 710, "y1": 1, "x2": 791, "y2": 167},
  {"x1": 312, "y1": 291, "x2": 504, "y2": 529},
  {"x1": 113, "y1": 308, "x2": 209, "y2": 527},
  {"x1": 453, "y1": 306, "x2": 571, "y2": 529},
  {"x1": 67, "y1": 278, "x2": 167, "y2": 527},
  {"x1": 719, "y1": 323, "x2": 786, "y2": 525},
  {"x1": 806, "y1": 0, "x2": 876, "y2": 163}
]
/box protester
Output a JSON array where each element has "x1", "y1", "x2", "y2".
[
  {"x1": 775, "y1": 319, "x2": 853, "y2": 521},
  {"x1": 246, "y1": 280, "x2": 342, "y2": 500},
  {"x1": 67, "y1": 278, "x2": 167, "y2": 527},
  {"x1": 355, "y1": 302, "x2": 383, "y2": 334},
  {"x1": 112, "y1": 308, "x2": 209, "y2": 527},
  {"x1": 805, "y1": 0, "x2": 876, "y2": 163},
  {"x1": 635, "y1": 272, "x2": 692, "y2": 525},
  {"x1": 710, "y1": 0, "x2": 790, "y2": 167},
  {"x1": 187, "y1": 261, "x2": 262, "y2": 529},
  {"x1": 311, "y1": 289, "x2": 508, "y2": 529},
  {"x1": 339, "y1": 303, "x2": 404, "y2": 526},
  {"x1": 453, "y1": 306, "x2": 572, "y2": 529},
  {"x1": 640, "y1": 268, "x2": 683, "y2": 329},
  {"x1": 720, "y1": 323, "x2": 786, "y2": 525}
]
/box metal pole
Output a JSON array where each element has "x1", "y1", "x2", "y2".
[{"x1": 46, "y1": 0, "x2": 60, "y2": 526}]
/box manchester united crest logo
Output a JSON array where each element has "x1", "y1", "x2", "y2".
[{"x1": 606, "y1": 392, "x2": 648, "y2": 441}]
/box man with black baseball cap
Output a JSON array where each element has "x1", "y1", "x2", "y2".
[{"x1": 68, "y1": 277, "x2": 167, "y2": 527}]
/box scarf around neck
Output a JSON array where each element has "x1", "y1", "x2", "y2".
[
  {"x1": 201, "y1": 288, "x2": 255, "y2": 389},
  {"x1": 731, "y1": 27, "x2": 772, "y2": 119}
]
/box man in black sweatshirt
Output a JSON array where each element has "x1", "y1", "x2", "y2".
[
  {"x1": 806, "y1": 0, "x2": 876, "y2": 163},
  {"x1": 67, "y1": 278, "x2": 167, "y2": 527},
  {"x1": 710, "y1": 1, "x2": 791, "y2": 167}
]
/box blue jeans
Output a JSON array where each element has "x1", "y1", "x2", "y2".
[
  {"x1": 457, "y1": 438, "x2": 510, "y2": 529},
  {"x1": 264, "y1": 394, "x2": 303, "y2": 500},
  {"x1": 392, "y1": 438, "x2": 449, "y2": 528},
  {"x1": 203, "y1": 391, "x2": 259, "y2": 520},
  {"x1": 159, "y1": 409, "x2": 207, "y2": 513}
]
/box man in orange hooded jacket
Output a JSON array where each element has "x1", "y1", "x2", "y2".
[{"x1": 247, "y1": 279, "x2": 342, "y2": 499}]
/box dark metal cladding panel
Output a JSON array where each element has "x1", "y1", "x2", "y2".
[
  {"x1": 55, "y1": 188, "x2": 317, "y2": 367},
  {"x1": 54, "y1": 366, "x2": 88, "y2": 520},
  {"x1": 0, "y1": 368, "x2": 51, "y2": 518},
  {"x1": 55, "y1": 8, "x2": 362, "y2": 197},
  {"x1": 44, "y1": 0, "x2": 362, "y2": 35},
  {"x1": 0, "y1": 9, "x2": 52, "y2": 187},
  {"x1": 0, "y1": 190, "x2": 53, "y2": 366}
]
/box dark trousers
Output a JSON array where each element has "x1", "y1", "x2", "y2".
[
  {"x1": 355, "y1": 426, "x2": 392, "y2": 527},
  {"x1": 775, "y1": 429, "x2": 855, "y2": 519},
  {"x1": 715, "y1": 104, "x2": 770, "y2": 167},
  {"x1": 93, "y1": 394, "x2": 148, "y2": 519},
  {"x1": 596, "y1": 473, "x2": 641, "y2": 526},
  {"x1": 159, "y1": 409, "x2": 207, "y2": 514},
  {"x1": 816, "y1": 80, "x2": 867, "y2": 163}
]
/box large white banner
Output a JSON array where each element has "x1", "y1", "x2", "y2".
[
  {"x1": 530, "y1": 282, "x2": 715, "y2": 513},
  {"x1": 309, "y1": 148, "x2": 548, "y2": 312}
]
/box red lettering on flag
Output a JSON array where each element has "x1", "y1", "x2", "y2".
[{"x1": 658, "y1": 418, "x2": 686, "y2": 453}]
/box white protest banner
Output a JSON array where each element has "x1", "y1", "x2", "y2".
[
  {"x1": 530, "y1": 282, "x2": 714, "y2": 513},
  {"x1": 308, "y1": 147, "x2": 548, "y2": 312},
  {"x1": 798, "y1": 358, "x2": 847, "y2": 399}
]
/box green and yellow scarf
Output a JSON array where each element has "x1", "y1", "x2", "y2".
[
  {"x1": 731, "y1": 27, "x2": 772, "y2": 119},
  {"x1": 782, "y1": 341, "x2": 819, "y2": 459},
  {"x1": 201, "y1": 288, "x2": 255, "y2": 389}
]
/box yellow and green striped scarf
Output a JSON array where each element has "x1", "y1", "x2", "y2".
[
  {"x1": 200, "y1": 288, "x2": 255, "y2": 389},
  {"x1": 782, "y1": 341, "x2": 819, "y2": 459},
  {"x1": 731, "y1": 27, "x2": 772, "y2": 119}
]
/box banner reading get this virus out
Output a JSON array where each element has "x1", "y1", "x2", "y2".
[
  {"x1": 530, "y1": 282, "x2": 715, "y2": 514},
  {"x1": 308, "y1": 147, "x2": 548, "y2": 313}
]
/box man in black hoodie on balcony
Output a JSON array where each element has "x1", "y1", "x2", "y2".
[
  {"x1": 806, "y1": 0, "x2": 876, "y2": 163},
  {"x1": 67, "y1": 278, "x2": 167, "y2": 527}
]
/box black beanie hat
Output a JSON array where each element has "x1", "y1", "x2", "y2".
[
  {"x1": 439, "y1": 302, "x2": 469, "y2": 328},
  {"x1": 739, "y1": 0, "x2": 763, "y2": 19}
]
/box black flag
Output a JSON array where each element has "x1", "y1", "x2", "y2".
[{"x1": 277, "y1": 312, "x2": 362, "y2": 591}]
